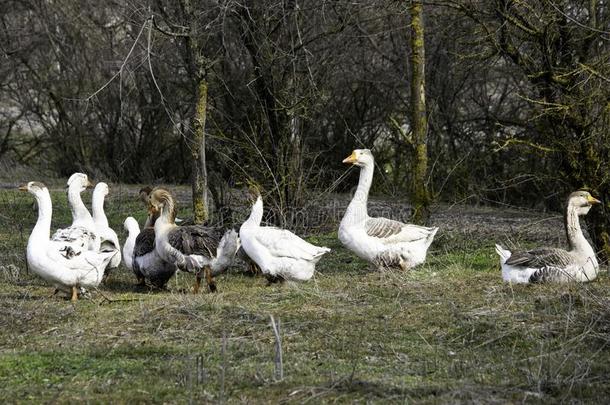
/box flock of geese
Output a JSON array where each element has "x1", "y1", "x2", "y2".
[{"x1": 20, "y1": 149, "x2": 602, "y2": 301}]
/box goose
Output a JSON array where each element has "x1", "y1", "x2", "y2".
[
  {"x1": 138, "y1": 186, "x2": 157, "y2": 228},
  {"x1": 125, "y1": 187, "x2": 178, "y2": 288},
  {"x1": 148, "y1": 187, "x2": 239, "y2": 292},
  {"x1": 122, "y1": 217, "x2": 139, "y2": 271},
  {"x1": 91, "y1": 182, "x2": 122, "y2": 270},
  {"x1": 339, "y1": 149, "x2": 438, "y2": 270},
  {"x1": 51, "y1": 173, "x2": 99, "y2": 253},
  {"x1": 239, "y1": 193, "x2": 330, "y2": 282},
  {"x1": 132, "y1": 225, "x2": 179, "y2": 288},
  {"x1": 20, "y1": 181, "x2": 116, "y2": 301},
  {"x1": 139, "y1": 186, "x2": 188, "y2": 224},
  {"x1": 495, "y1": 191, "x2": 601, "y2": 283}
]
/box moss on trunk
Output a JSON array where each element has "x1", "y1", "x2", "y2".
[
  {"x1": 191, "y1": 78, "x2": 209, "y2": 224},
  {"x1": 409, "y1": 0, "x2": 430, "y2": 224}
]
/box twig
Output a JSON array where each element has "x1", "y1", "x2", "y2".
[
  {"x1": 270, "y1": 314, "x2": 284, "y2": 381},
  {"x1": 79, "y1": 17, "x2": 151, "y2": 102},
  {"x1": 96, "y1": 289, "x2": 141, "y2": 305},
  {"x1": 493, "y1": 137, "x2": 556, "y2": 153},
  {"x1": 220, "y1": 331, "x2": 227, "y2": 403}
]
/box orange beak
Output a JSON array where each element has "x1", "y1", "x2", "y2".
[
  {"x1": 588, "y1": 195, "x2": 601, "y2": 205},
  {"x1": 342, "y1": 151, "x2": 357, "y2": 164}
]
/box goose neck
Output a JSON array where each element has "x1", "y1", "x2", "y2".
[
  {"x1": 344, "y1": 162, "x2": 373, "y2": 223},
  {"x1": 155, "y1": 208, "x2": 176, "y2": 235},
  {"x1": 144, "y1": 213, "x2": 157, "y2": 229},
  {"x1": 245, "y1": 198, "x2": 263, "y2": 226},
  {"x1": 68, "y1": 187, "x2": 91, "y2": 223},
  {"x1": 92, "y1": 192, "x2": 108, "y2": 227},
  {"x1": 30, "y1": 191, "x2": 53, "y2": 242},
  {"x1": 565, "y1": 205, "x2": 592, "y2": 254}
]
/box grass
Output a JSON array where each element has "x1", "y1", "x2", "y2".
[{"x1": 1, "y1": 185, "x2": 610, "y2": 403}]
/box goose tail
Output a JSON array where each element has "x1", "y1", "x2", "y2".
[
  {"x1": 426, "y1": 227, "x2": 439, "y2": 247},
  {"x1": 210, "y1": 230, "x2": 240, "y2": 276},
  {"x1": 495, "y1": 244, "x2": 511, "y2": 265},
  {"x1": 312, "y1": 246, "x2": 331, "y2": 261}
]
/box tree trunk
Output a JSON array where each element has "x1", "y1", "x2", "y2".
[
  {"x1": 191, "y1": 78, "x2": 209, "y2": 224},
  {"x1": 408, "y1": 0, "x2": 430, "y2": 224},
  {"x1": 181, "y1": 0, "x2": 209, "y2": 224}
]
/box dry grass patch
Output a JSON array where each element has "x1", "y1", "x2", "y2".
[{"x1": 1, "y1": 188, "x2": 610, "y2": 402}]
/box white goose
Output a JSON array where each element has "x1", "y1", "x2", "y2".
[
  {"x1": 20, "y1": 181, "x2": 116, "y2": 301},
  {"x1": 239, "y1": 194, "x2": 330, "y2": 282},
  {"x1": 496, "y1": 191, "x2": 600, "y2": 283},
  {"x1": 51, "y1": 173, "x2": 99, "y2": 253},
  {"x1": 122, "y1": 217, "x2": 140, "y2": 271},
  {"x1": 91, "y1": 182, "x2": 122, "y2": 269},
  {"x1": 339, "y1": 149, "x2": 438, "y2": 270}
]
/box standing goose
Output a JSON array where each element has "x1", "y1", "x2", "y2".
[
  {"x1": 122, "y1": 217, "x2": 139, "y2": 272},
  {"x1": 51, "y1": 173, "x2": 99, "y2": 253},
  {"x1": 20, "y1": 182, "x2": 116, "y2": 301},
  {"x1": 148, "y1": 187, "x2": 239, "y2": 292},
  {"x1": 92, "y1": 182, "x2": 122, "y2": 270},
  {"x1": 129, "y1": 187, "x2": 177, "y2": 288},
  {"x1": 495, "y1": 191, "x2": 601, "y2": 283},
  {"x1": 239, "y1": 193, "x2": 330, "y2": 282},
  {"x1": 339, "y1": 149, "x2": 438, "y2": 270}
]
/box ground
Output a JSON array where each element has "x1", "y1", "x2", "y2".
[{"x1": 1, "y1": 183, "x2": 609, "y2": 403}]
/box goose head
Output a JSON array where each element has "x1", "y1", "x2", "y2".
[
  {"x1": 139, "y1": 186, "x2": 159, "y2": 225},
  {"x1": 123, "y1": 216, "x2": 140, "y2": 234},
  {"x1": 93, "y1": 181, "x2": 110, "y2": 196},
  {"x1": 19, "y1": 181, "x2": 47, "y2": 197},
  {"x1": 567, "y1": 191, "x2": 601, "y2": 216},
  {"x1": 66, "y1": 173, "x2": 93, "y2": 193},
  {"x1": 247, "y1": 183, "x2": 261, "y2": 203},
  {"x1": 148, "y1": 187, "x2": 177, "y2": 224},
  {"x1": 139, "y1": 186, "x2": 152, "y2": 205},
  {"x1": 342, "y1": 149, "x2": 374, "y2": 167},
  {"x1": 94, "y1": 182, "x2": 110, "y2": 197}
]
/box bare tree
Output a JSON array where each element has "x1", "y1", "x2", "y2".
[{"x1": 449, "y1": 0, "x2": 610, "y2": 254}]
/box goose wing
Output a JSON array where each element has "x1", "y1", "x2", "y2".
[
  {"x1": 254, "y1": 227, "x2": 328, "y2": 260},
  {"x1": 45, "y1": 244, "x2": 115, "y2": 273},
  {"x1": 505, "y1": 247, "x2": 573, "y2": 268},
  {"x1": 365, "y1": 217, "x2": 402, "y2": 238},
  {"x1": 51, "y1": 226, "x2": 96, "y2": 247},
  {"x1": 133, "y1": 228, "x2": 156, "y2": 258},
  {"x1": 99, "y1": 227, "x2": 120, "y2": 249},
  {"x1": 48, "y1": 228, "x2": 94, "y2": 258},
  {"x1": 366, "y1": 217, "x2": 434, "y2": 241},
  {"x1": 167, "y1": 225, "x2": 225, "y2": 258},
  {"x1": 132, "y1": 228, "x2": 156, "y2": 280}
]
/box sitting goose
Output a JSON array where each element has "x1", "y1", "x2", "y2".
[
  {"x1": 51, "y1": 173, "x2": 99, "y2": 253},
  {"x1": 20, "y1": 182, "x2": 116, "y2": 301},
  {"x1": 339, "y1": 149, "x2": 438, "y2": 270},
  {"x1": 92, "y1": 182, "x2": 122, "y2": 270},
  {"x1": 239, "y1": 192, "x2": 330, "y2": 282},
  {"x1": 148, "y1": 187, "x2": 239, "y2": 292},
  {"x1": 495, "y1": 191, "x2": 601, "y2": 283}
]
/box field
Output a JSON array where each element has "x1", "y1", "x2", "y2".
[{"x1": 1, "y1": 183, "x2": 610, "y2": 403}]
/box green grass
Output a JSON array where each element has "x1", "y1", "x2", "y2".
[{"x1": 1, "y1": 186, "x2": 610, "y2": 403}]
